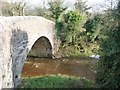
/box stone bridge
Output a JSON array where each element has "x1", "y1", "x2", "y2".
[{"x1": 0, "y1": 16, "x2": 58, "y2": 88}]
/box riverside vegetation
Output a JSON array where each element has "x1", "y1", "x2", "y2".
[
  {"x1": 1, "y1": 0, "x2": 120, "y2": 88},
  {"x1": 19, "y1": 74, "x2": 94, "y2": 88}
]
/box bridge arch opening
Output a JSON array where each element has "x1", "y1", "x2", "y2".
[
  {"x1": 28, "y1": 36, "x2": 52, "y2": 58},
  {"x1": 21, "y1": 36, "x2": 53, "y2": 78}
]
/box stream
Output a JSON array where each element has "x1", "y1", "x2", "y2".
[{"x1": 22, "y1": 57, "x2": 97, "y2": 81}]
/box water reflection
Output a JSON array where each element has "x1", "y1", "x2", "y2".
[{"x1": 22, "y1": 58, "x2": 97, "y2": 81}]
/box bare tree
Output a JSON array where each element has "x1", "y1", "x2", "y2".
[
  {"x1": 0, "y1": 1, "x2": 2, "y2": 15},
  {"x1": 11, "y1": 1, "x2": 26, "y2": 16},
  {"x1": 2, "y1": 0, "x2": 27, "y2": 16}
]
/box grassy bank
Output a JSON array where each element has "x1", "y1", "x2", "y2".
[{"x1": 19, "y1": 74, "x2": 94, "y2": 88}]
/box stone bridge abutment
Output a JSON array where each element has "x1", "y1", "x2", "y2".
[{"x1": 0, "y1": 16, "x2": 58, "y2": 88}]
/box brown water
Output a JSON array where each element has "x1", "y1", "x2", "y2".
[{"x1": 22, "y1": 57, "x2": 97, "y2": 81}]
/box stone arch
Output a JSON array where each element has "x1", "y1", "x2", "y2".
[
  {"x1": 12, "y1": 36, "x2": 54, "y2": 88},
  {"x1": 28, "y1": 36, "x2": 52, "y2": 58},
  {"x1": 0, "y1": 16, "x2": 58, "y2": 88},
  {"x1": 12, "y1": 36, "x2": 53, "y2": 88}
]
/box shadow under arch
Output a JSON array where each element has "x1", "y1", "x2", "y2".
[{"x1": 28, "y1": 36, "x2": 52, "y2": 59}]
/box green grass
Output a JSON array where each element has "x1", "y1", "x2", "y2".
[{"x1": 19, "y1": 74, "x2": 94, "y2": 88}]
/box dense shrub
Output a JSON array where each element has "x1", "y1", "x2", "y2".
[
  {"x1": 84, "y1": 15, "x2": 101, "y2": 42},
  {"x1": 63, "y1": 11, "x2": 82, "y2": 45},
  {"x1": 96, "y1": 1, "x2": 120, "y2": 88}
]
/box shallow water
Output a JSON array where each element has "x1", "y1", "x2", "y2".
[{"x1": 22, "y1": 57, "x2": 97, "y2": 81}]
